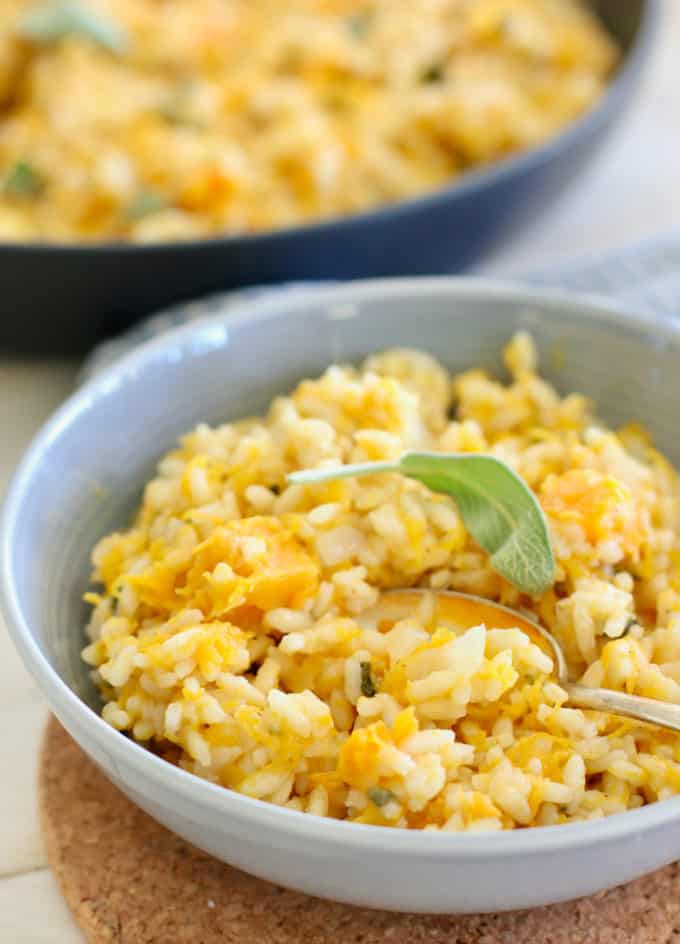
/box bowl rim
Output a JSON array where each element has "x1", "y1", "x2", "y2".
[
  {"x1": 0, "y1": 0, "x2": 660, "y2": 256},
  {"x1": 3, "y1": 275, "x2": 680, "y2": 857}
]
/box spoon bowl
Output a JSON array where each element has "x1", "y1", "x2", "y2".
[{"x1": 362, "y1": 588, "x2": 680, "y2": 734}]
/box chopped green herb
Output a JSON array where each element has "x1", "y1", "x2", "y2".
[
  {"x1": 422, "y1": 63, "x2": 445, "y2": 84},
  {"x1": 360, "y1": 661, "x2": 377, "y2": 698},
  {"x1": 3, "y1": 161, "x2": 44, "y2": 198},
  {"x1": 368, "y1": 786, "x2": 396, "y2": 807},
  {"x1": 288, "y1": 452, "x2": 556, "y2": 596},
  {"x1": 18, "y1": 1, "x2": 128, "y2": 54},
  {"x1": 158, "y1": 103, "x2": 202, "y2": 128},
  {"x1": 158, "y1": 102, "x2": 184, "y2": 126},
  {"x1": 110, "y1": 596, "x2": 118, "y2": 614},
  {"x1": 158, "y1": 79, "x2": 201, "y2": 127},
  {"x1": 346, "y1": 11, "x2": 373, "y2": 38},
  {"x1": 124, "y1": 190, "x2": 169, "y2": 221}
]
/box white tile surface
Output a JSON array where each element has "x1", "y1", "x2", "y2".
[
  {"x1": 0, "y1": 872, "x2": 84, "y2": 943},
  {"x1": 0, "y1": 360, "x2": 79, "y2": 934},
  {"x1": 0, "y1": 360, "x2": 77, "y2": 493},
  {"x1": 0, "y1": 618, "x2": 42, "y2": 707},
  {"x1": 0, "y1": 699, "x2": 48, "y2": 877},
  {"x1": 1, "y1": 2, "x2": 679, "y2": 939}
]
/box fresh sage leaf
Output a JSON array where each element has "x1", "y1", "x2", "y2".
[
  {"x1": 18, "y1": 1, "x2": 128, "y2": 54},
  {"x1": 3, "y1": 161, "x2": 44, "y2": 197},
  {"x1": 288, "y1": 452, "x2": 555, "y2": 596},
  {"x1": 124, "y1": 190, "x2": 169, "y2": 221}
]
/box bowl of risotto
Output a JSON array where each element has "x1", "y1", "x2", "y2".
[
  {"x1": 0, "y1": 0, "x2": 656, "y2": 353},
  {"x1": 4, "y1": 278, "x2": 680, "y2": 912}
]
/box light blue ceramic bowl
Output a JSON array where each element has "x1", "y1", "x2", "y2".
[{"x1": 3, "y1": 279, "x2": 680, "y2": 913}]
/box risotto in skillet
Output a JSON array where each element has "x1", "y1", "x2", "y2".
[
  {"x1": 0, "y1": 0, "x2": 617, "y2": 242},
  {"x1": 82, "y1": 335, "x2": 680, "y2": 831}
]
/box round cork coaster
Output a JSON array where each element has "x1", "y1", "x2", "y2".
[{"x1": 41, "y1": 715, "x2": 679, "y2": 944}]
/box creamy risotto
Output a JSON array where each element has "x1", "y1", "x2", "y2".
[
  {"x1": 82, "y1": 335, "x2": 680, "y2": 831},
  {"x1": 1, "y1": 0, "x2": 617, "y2": 243}
]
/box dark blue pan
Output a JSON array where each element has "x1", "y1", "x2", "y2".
[{"x1": 0, "y1": 0, "x2": 658, "y2": 354}]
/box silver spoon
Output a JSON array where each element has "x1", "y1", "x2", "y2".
[{"x1": 360, "y1": 588, "x2": 680, "y2": 733}]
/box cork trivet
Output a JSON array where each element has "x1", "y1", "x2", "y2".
[{"x1": 41, "y1": 715, "x2": 680, "y2": 944}]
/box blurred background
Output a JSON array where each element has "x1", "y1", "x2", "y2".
[{"x1": 0, "y1": 0, "x2": 669, "y2": 353}]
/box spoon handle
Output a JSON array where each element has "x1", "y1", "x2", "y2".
[{"x1": 566, "y1": 683, "x2": 680, "y2": 733}]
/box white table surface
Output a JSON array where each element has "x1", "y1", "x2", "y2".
[{"x1": 1, "y1": 3, "x2": 679, "y2": 939}]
